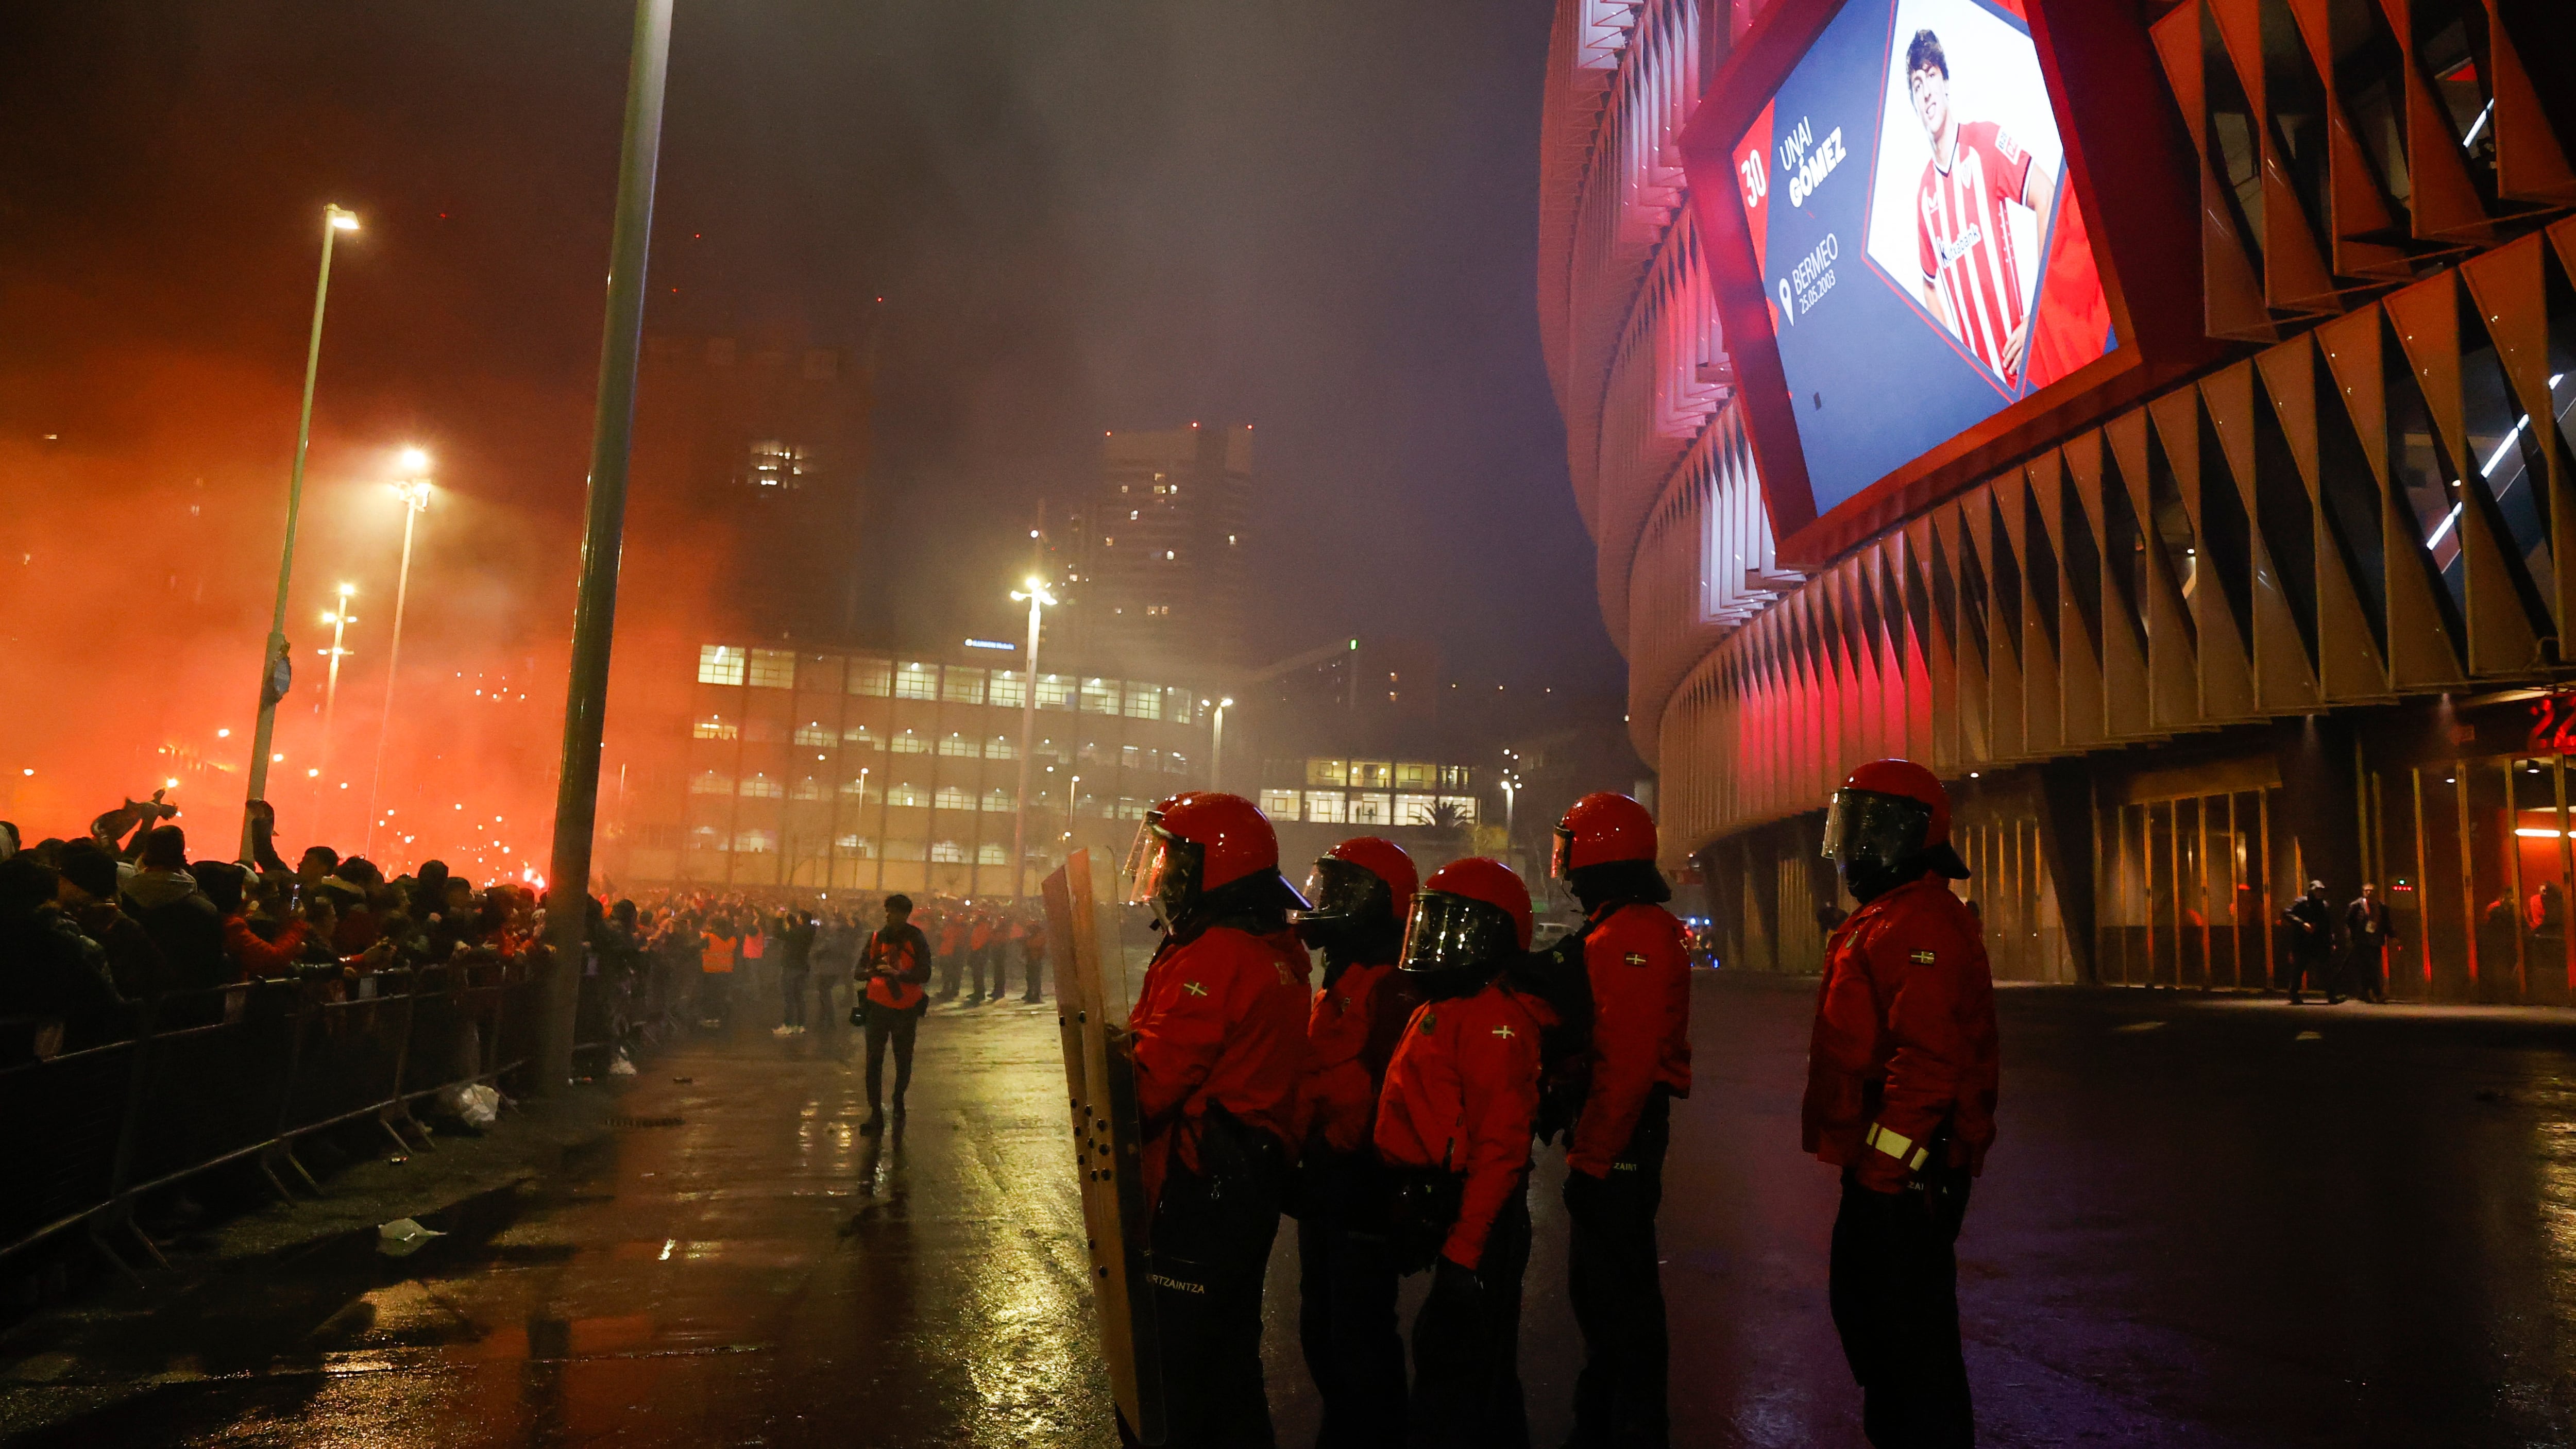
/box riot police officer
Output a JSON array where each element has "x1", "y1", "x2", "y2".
[
  {"x1": 1374, "y1": 857, "x2": 1554, "y2": 1449},
  {"x1": 1810, "y1": 760, "x2": 1999, "y2": 1449},
  {"x1": 1550, "y1": 792, "x2": 1693, "y2": 1448},
  {"x1": 1122, "y1": 791, "x2": 1313, "y2": 1447},
  {"x1": 1293, "y1": 836, "x2": 1421, "y2": 1448}
]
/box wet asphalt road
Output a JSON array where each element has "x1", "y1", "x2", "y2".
[{"x1": 5, "y1": 975, "x2": 2576, "y2": 1446}]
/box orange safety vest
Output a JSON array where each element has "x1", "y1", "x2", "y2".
[
  {"x1": 700, "y1": 932, "x2": 736, "y2": 973},
  {"x1": 862, "y1": 929, "x2": 927, "y2": 1012}
]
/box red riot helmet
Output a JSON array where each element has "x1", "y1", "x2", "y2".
[
  {"x1": 1401, "y1": 857, "x2": 1532, "y2": 995},
  {"x1": 1297, "y1": 836, "x2": 1417, "y2": 960},
  {"x1": 1551, "y1": 792, "x2": 1658, "y2": 879},
  {"x1": 1821, "y1": 759, "x2": 1968, "y2": 881},
  {"x1": 1124, "y1": 791, "x2": 1304, "y2": 929}
]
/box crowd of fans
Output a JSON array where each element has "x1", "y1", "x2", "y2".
[{"x1": 0, "y1": 790, "x2": 1059, "y2": 1064}]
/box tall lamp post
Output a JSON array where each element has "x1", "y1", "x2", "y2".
[
  {"x1": 1207, "y1": 696, "x2": 1233, "y2": 792},
  {"x1": 312, "y1": 582, "x2": 358, "y2": 831},
  {"x1": 364, "y1": 455, "x2": 433, "y2": 858},
  {"x1": 241, "y1": 203, "x2": 360, "y2": 861},
  {"x1": 1007, "y1": 577, "x2": 1056, "y2": 902}
]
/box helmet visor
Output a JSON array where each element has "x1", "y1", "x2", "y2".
[
  {"x1": 1550, "y1": 826, "x2": 1575, "y2": 881},
  {"x1": 1298, "y1": 857, "x2": 1389, "y2": 925},
  {"x1": 1400, "y1": 891, "x2": 1519, "y2": 976},
  {"x1": 1123, "y1": 815, "x2": 1203, "y2": 923},
  {"x1": 1820, "y1": 788, "x2": 1933, "y2": 868}
]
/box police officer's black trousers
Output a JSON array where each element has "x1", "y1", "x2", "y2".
[
  {"x1": 1566, "y1": 1091, "x2": 1671, "y2": 1447},
  {"x1": 862, "y1": 1007, "x2": 918, "y2": 1115},
  {"x1": 1298, "y1": 1147, "x2": 1406, "y2": 1448},
  {"x1": 1828, "y1": 1167, "x2": 1974, "y2": 1449},
  {"x1": 1407, "y1": 1188, "x2": 1530, "y2": 1449},
  {"x1": 1140, "y1": 1156, "x2": 1285, "y2": 1448}
]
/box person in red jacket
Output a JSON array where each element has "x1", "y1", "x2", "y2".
[
  {"x1": 1291, "y1": 835, "x2": 1419, "y2": 1448},
  {"x1": 1549, "y1": 791, "x2": 1692, "y2": 1448},
  {"x1": 1808, "y1": 759, "x2": 1998, "y2": 1448},
  {"x1": 856, "y1": 894, "x2": 934, "y2": 1134},
  {"x1": 1118, "y1": 791, "x2": 1312, "y2": 1448},
  {"x1": 1374, "y1": 857, "x2": 1553, "y2": 1449}
]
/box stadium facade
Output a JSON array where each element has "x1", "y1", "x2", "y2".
[{"x1": 1538, "y1": 0, "x2": 2576, "y2": 1000}]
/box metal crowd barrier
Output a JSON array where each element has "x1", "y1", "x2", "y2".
[{"x1": 0, "y1": 960, "x2": 550, "y2": 1276}]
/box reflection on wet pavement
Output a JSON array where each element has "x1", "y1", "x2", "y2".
[{"x1": 5, "y1": 981, "x2": 2576, "y2": 1446}]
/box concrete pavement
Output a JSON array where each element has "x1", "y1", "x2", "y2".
[{"x1": 3, "y1": 978, "x2": 2573, "y2": 1446}]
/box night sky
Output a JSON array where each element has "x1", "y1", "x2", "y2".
[{"x1": 0, "y1": 1, "x2": 1620, "y2": 842}]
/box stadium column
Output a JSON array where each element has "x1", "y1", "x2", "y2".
[{"x1": 539, "y1": 0, "x2": 673, "y2": 1093}]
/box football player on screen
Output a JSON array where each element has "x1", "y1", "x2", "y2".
[{"x1": 1906, "y1": 27, "x2": 2057, "y2": 386}]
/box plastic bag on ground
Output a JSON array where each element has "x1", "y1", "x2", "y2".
[
  {"x1": 377, "y1": 1217, "x2": 445, "y2": 1258},
  {"x1": 437, "y1": 1082, "x2": 502, "y2": 1127}
]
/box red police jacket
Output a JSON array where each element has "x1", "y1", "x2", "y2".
[
  {"x1": 1373, "y1": 981, "x2": 1554, "y2": 1271},
  {"x1": 1803, "y1": 874, "x2": 1998, "y2": 1193},
  {"x1": 1568, "y1": 902, "x2": 1694, "y2": 1177},
  {"x1": 1294, "y1": 960, "x2": 1412, "y2": 1155},
  {"x1": 1130, "y1": 923, "x2": 1312, "y2": 1209}
]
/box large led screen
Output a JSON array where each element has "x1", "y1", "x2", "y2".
[{"x1": 1732, "y1": 0, "x2": 2115, "y2": 517}]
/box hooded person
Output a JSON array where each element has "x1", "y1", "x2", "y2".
[
  {"x1": 1548, "y1": 792, "x2": 1694, "y2": 1448},
  {"x1": 1291, "y1": 836, "x2": 1420, "y2": 1448},
  {"x1": 121, "y1": 825, "x2": 227, "y2": 991},
  {"x1": 1373, "y1": 856, "x2": 1555, "y2": 1449},
  {"x1": 1808, "y1": 759, "x2": 1998, "y2": 1448},
  {"x1": 57, "y1": 838, "x2": 168, "y2": 1000},
  {"x1": 1116, "y1": 791, "x2": 1312, "y2": 1448}
]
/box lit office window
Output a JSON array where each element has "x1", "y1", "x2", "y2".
[
  {"x1": 1396, "y1": 762, "x2": 1435, "y2": 789},
  {"x1": 690, "y1": 771, "x2": 732, "y2": 795},
  {"x1": 698, "y1": 645, "x2": 747, "y2": 686},
  {"x1": 1080, "y1": 678, "x2": 1118, "y2": 714},
  {"x1": 886, "y1": 783, "x2": 924, "y2": 808},
  {"x1": 1308, "y1": 759, "x2": 1348, "y2": 787},
  {"x1": 1306, "y1": 791, "x2": 1348, "y2": 823},
  {"x1": 793, "y1": 723, "x2": 834, "y2": 747},
  {"x1": 748, "y1": 649, "x2": 795, "y2": 689},
  {"x1": 1394, "y1": 794, "x2": 1439, "y2": 827},
  {"x1": 1037, "y1": 675, "x2": 1073, "y2": 710},
  {"x1": 837, "y1": 780, "x2": 883, "y2": 803},
  {"x1": 848, "y1": 659, "x2": 893, "y2": 697},
  {"x1": 1351, "y1": 762, "x2": 1393, "y2": 789},
  {"x1": 1168, "y1": 690, "x2": 1194, "y2": 724},
  {"x1": 894, "y1": 662, "x2": 939, "y2": 700},
  {"x1": 1350, "y1": 793, "x2": 1392, "y2": 825},
  {"x1": 842, "y1": 726, "x2": 883, "y2": 750},
  {"x1": 989, "y1": 671, "x2": 1027, "y2": 709},
  {"x1": 693, "y1": 717, "x2": 738, "y2": 740},
  {"x1": 791, "y1": 778, "x2": 828, "y2": 801},
  {"x1": 1438, "y1": 796, "x2": 1480, "y2": 824},
  {"x1": 742, "y1": 439, "x2": 809, "y2": 490},
  {"x1": 892, "y1": 733, "x2": 930, "y2": 754},
  {"x1": 930, "y1": 840, "x2": 968, "y2": 864},
  {"x1": 1124, "y1": 683, "x2": 1162, "y2": 718},
  {"x1": 938, "y1": 734, "x2": 977, "y2": 757},
  {"x1": 1117, "y1": 798, "x2": 1149, "y2": 820},
  {"x1": 1261, "y1": 790, "x2": 1301, "y2": 820},
  {"x1": 733, "y1": 829, "x2": 777, "y2": 853},
  {"x1": 982, "y1": 789, "x2": 1014, "y2": 813},
  {"x1": 935, "y1": 784, "x2": 974, "y2": 811},
  {"x1": 976, "y1": 842, "x2": 1008, "y2": 866},
  {"x1": 836, "y1": 835, "x2": 875, "y2": 857},
  {"x1": 985, "y1": 736, "x2": 1018, "y2": 761},
  {"x1": 739, "y1": 776, "x2": 783, "y2": 799},
  {"x1": 1439, "y1": 765, "x2": 1474, "y2": 790}
]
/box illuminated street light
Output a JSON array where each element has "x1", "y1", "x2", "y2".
[
  {"x1": 366, "y1": 452, "x2": 434, "y2": 856},
  {"x1": 313, "y1": 582, "x2": 357, "y2": 829},
  {"x1": 1007, "y1": 573, "x2": 1058, "y2": 900},
  {"x1": 242, "y1": 202, "x2": 360, "y2": 862}
]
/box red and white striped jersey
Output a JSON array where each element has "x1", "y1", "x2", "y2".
[{"x1": 1916, "y1": 120, "x2": 2035, "y2": 382}]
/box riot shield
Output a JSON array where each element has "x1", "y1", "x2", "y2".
[{"x1": 1044, "y1": 850, "x2": 1166, "y2": 1443}]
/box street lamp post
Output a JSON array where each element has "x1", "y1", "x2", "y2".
[
  {"x1": 312, "y1": 582, "x2": 357, "y2": 832},
  {"x1": 364, "y1": 458, "x2": 432, "y2": 858},
  {"x1": 1209, "y1": 697, "x2": 1232, "y2": 792},
  {"x1": 1007, "y1": 578, "x2": 1056, "y2": 902},
  {"x1": 241, "y1": 203, "x2": 360, "y2": 862}
]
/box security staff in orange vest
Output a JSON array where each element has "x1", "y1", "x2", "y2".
[
  {"x1": 1120, "y1": 791, "x2": 1312, "y2": 1448},
  {"x1": 1292, "y1": 836, "x2": 1420, "y2": 1448},
  {"x1": 1810, "y1": 760, "x2": 1998, "y2": 1448},
  {"x1": 697, "y1": 915, "x2": 738, "y2": 1029},
  {"x1": 1374, "y1": 857, "x2": 1553, "y2": 1449},
  {"x1": 1550, "y1": 793, "x2": 1693, "y2": 1449},
  {"x1": 856, "y1": 894, "x2": 933, "y2": 1135}
]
